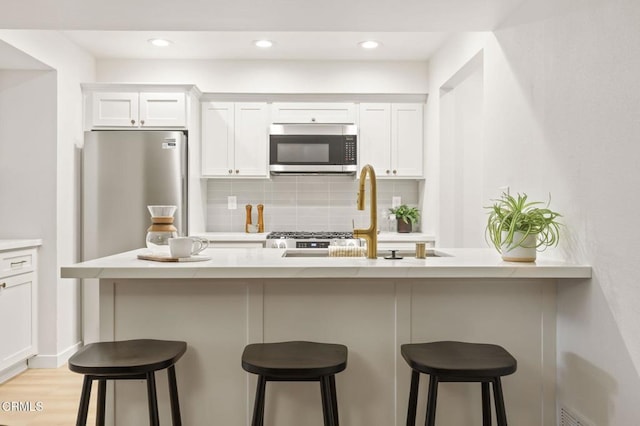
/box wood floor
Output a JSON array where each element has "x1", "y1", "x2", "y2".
[{"x1": 0, "y1": 366, "x2": 95, "y2": 426}]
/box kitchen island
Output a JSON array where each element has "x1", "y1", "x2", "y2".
[{"x1": 61, "y1": 248, "x2": 590, "y2": 426}]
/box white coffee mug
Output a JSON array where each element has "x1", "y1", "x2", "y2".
[{"x1": 169, "y1": 237, "x2": 209, "y2": 258}]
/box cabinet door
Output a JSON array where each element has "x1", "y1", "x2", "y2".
[
  {"x1": 234, "y1": 103, "x2": 269, "y2": 177},
  {"x1": 358, "y1": 103, "x2": 392, "y2": 176},
  {"x1": 91, "y1": 92, "x2": 139, "y2": 127},
  {"x1": 392, "y1": 103, "x2": 423, "y2": 177},
  {"x1": 271, "y1": 102, "x2": 356, "y2": 123},
  {"x1": 209, "y1": 242, "x2": 265, "y2": 248},
  {"x1": 0, "y1": 272, "x2": 36, "y2": 372},
  {"x1": 202, "y1": 102, "x2": 235, "y2": 176},
  {"x1": 139, "y1": 93, "x2": 186, "y2": 127}
]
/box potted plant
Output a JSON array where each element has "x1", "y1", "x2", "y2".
[
  {"x1": 389, "y1": 204, "x2": 420, "y2": 233},
  {"x1": 485, "y1": 192, "x2": 561, "y2": 262}
]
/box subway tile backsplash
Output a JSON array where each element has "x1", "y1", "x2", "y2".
[{"x1": 206, "y1": 176, "x2": 421, "y2": 232}]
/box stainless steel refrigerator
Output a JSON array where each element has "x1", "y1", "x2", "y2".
[{"x1": 82, "y1": 130, "x2": 188, "y2": 261}]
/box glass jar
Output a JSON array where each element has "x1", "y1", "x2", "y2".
[{"x1": 146, "y1": 205, "x2": 178, "y2": 250}]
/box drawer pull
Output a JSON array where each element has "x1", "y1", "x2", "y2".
[
  {"x1": 10, "y1": 260, "x2": 28, "y2": 267},
  {"x1": 0, "y1": 282, "x2": 6, "y2": 289}
]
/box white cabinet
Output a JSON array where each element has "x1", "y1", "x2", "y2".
[
  {"x1": 202, "y1": 102, "x2": 269, "y2": 177},
  {"x1": 359, "y1": 103, "x2": 424, "y2": 178},
  {"x1": 271, "y1": 102, "x2": 356, "y2": 124},
  {"x1": 209, "y1": 242, "x2": 265, "y2": 248},
  {"x1": 0, "y1": 247, "x2": 38, "y2": 382},
  {"x1": 89, "y1": 91, "x2": 186, "y2": 128}
]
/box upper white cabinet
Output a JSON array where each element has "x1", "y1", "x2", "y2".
[
  {"x1": 89, "y1": 91, "x2": 186, "y2": 128},
  {"x1": 358, "y1": 103, "x2": 424, "y2": 178},
  {"x1": 202, "y1": 102, "x2": 269, "y2": 177},
  {"x1": 271, "y1": 102, "x2": 356, "y2": 124},
  {"x1": 0, "y1": 246, "x2": 38, "y2": 383}
]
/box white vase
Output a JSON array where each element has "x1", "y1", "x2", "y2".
[{"x1": 500, "y1": 231, "x2": 537, "y2": 262}]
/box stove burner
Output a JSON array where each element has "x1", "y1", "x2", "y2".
[{"x1": 267, "y1": 231, "x2": 354, "y2": 240}]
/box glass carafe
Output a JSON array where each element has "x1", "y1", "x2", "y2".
[{"x1": 145, "y1": 205, "x2": 178, "y2": 250}]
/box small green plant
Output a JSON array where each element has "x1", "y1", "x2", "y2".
[
  {"x1": 389, "y1": 204, "x2": 420, "y2": 225},
  {"x1": 485, "y1": 192, "x2": 561, "y2": 253}
]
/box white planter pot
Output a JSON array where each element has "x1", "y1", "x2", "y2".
[{"x1": 500, "y1": 231, "x2": 537, "y2": 262}]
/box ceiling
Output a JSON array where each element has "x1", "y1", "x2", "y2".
[
  {"x1": 0, "y1": 0, "x2": 530, "y2": 61},
  {"x1": 62, "y1": 31, "x2": 452, "y2": 61}
]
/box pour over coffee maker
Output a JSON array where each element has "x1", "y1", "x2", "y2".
[{"x1": 146, "y1": 205, "x2": 178, "y2": 250}]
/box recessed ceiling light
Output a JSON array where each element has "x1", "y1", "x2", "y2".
[
  {"x1": 148, "y1": 38, "x2": 172, "y2": 47},
  {"x1": 359, "y1": 40, "x2": 380, "y2": 49},
  {"x1": 254, "y1": 40, "x2": 274, "y2": 48}
]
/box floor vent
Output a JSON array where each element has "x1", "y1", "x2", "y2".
[{"x1": 559, "y1": 405, "x2": 593, "y2": 426}]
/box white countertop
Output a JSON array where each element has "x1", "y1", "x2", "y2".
[
  {"x1": 192, "y1": 231, "x2": 435, "y2": 243},
  {"x1": 60, "y1": 247, "x2": 591, "y2": 280},
  {"x1": 0, "y1": 239, "x2": 43, "y2": 251},
  {"x1": 377, "y1": 232, "x2": 435, "y2": 242},
  {"x1": 192, "y1": 232, "x2": 270, "y2": 242}
]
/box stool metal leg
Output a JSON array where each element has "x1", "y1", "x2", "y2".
[
  {"x1": 252, "y1": 376, "x2": 267, "y2": 426},
  {"x1": 481, "y1": 382, "x2": 491, "y2": 426},
  {"x1": 425, "y1": 375, "x2": 439, "y2": 426},
  {"x1": 329, "y1": 375, "x2": 340, "y2": 426},
  {"x1": 96, "y1": 379, "x2": 107, "y2": 426},
  {"x1": 167, "y1": 365, "x2": 182, "y2": 426},
  {"x1": 407, "y1": 370, "x2": 420, "y2": 426},
  {"x1": 76, "y1": 376, "x2": 93, "y2": 426},
  {"x1": 320, "y1": 376, "x2": 333, "y2": 426},
  {"x1": 146, "y1": 372, "x2": 160, "y2": 426},
  {"x1": 493, "y1": 377, "x2": 508, "y2": 426}
]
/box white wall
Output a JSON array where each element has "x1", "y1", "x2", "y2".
[
  {"x1": 422, "y1": 33, "x2": 487, "y2": 239},
  {"x1": 97, "y1": 59, "x2": 429, "y2": 93},
  {"x1": 0, "y1": 69, "x2": 57, "y2": 354},
  {"x1": 438, "y1": 55, "x2": 484, "y2": 247},
  {"x1": 0, "y1": 30, "x2": 95, "y2": 365},
  {"x1": 428, "y1": 0, "x2": 640, "y2": 423}
]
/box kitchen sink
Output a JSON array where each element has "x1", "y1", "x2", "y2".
[{"x1": 282, "y1": 249, "x2": 448, "y2": 258}]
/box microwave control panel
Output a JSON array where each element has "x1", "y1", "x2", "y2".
[{"x1": 344, "y1": 136, "x2": 357, "y2": 164}]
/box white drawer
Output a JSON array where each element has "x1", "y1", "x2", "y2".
[
  {"x1": 0, "y1": 249, "x2": 35, "y2": 278},
  {"x1": 209, "y1": 242, "x2": 265, "y2": 248}
]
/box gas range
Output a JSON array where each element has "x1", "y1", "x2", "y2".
[{"x1": 266, "y1": 231, "x2": 361, "y2": 249}]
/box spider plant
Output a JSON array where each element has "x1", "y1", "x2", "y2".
[{"x1": 485, "y1": 192, "x2": 561, "y2": 253}]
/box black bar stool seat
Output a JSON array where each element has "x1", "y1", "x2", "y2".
[
  {"x1": 242, "y1": 341, "x2": 347, "y2": 426},
  {"x1": 68, "y1": 339, "x2": 187, "y2": 426},
  {"x1": 401, "y1": 341, "x2": 517, "y2": 426}
]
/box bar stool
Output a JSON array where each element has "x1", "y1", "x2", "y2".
[
  {"x1": 401, "y1": 341, "x2": 517, "y2": 426},
  {"x1": 68, "y1": 339, "x2": 187, "y2": 426},
  {"x1": 241, "y1": 341, "x2": 348, "y2": 426}
]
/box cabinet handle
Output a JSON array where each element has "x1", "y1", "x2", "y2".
[
  {"x1": 386, "y1": 170, "x2": 390, "y2": 174},
  {"x1": 0, "y1": 282, "x2": 6, "y2": 289},
  {"x1": 393, "y1": 170, "x2": 397, "y2": 174},
  {"x1": 10, "y1": 260, "x2": 27, "y2": 267},
  {"x1": 311, "y1": 117, "x2": 316, "y2": 122},
  {"x1": 228, "y1": 169, "x2": 233, "y2": 174},
  {"x1": 140, "y1": 120, "x2": 145, "y2": 126},
  {"x1": 235, "y1": 170, "x2": 240, "y2": 174},
  {"x1": 131, "y1": 119, "x2": 136, "y2": 125}
]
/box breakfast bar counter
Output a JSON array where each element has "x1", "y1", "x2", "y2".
[
  {"x1": 61, "y1": 247, "x2": 590, "y2": 279},
  {"x1": 61, "y1": 248, "x2": 590, "y2": 426}
]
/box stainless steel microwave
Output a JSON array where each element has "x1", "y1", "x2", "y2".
[{"x1": 269, "y1": 124, "x2": 357, "y2": 175}]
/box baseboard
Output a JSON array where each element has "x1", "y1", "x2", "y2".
[
  {"x1": 0, "y1": 361, "x2": 28, "y2": 384},
  {"x1": 27, "y1": 341, "x2": 82, "y2": 369}
]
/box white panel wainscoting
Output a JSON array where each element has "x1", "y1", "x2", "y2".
[{"x1": 98, "y1": 277, "x2": 557, "y2": 426}]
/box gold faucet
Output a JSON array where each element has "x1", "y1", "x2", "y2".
[{"x1": 353, "y1": 164, "x2": 378, "y2": 259}]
